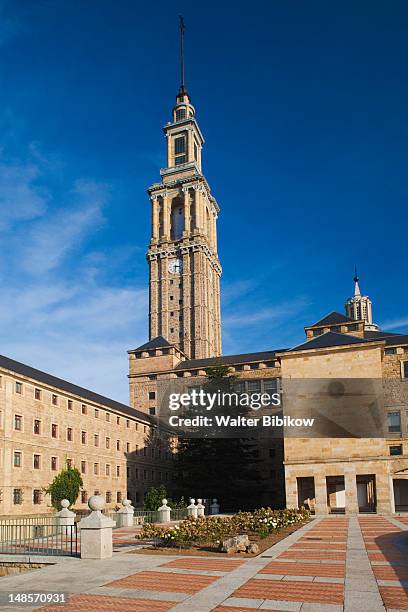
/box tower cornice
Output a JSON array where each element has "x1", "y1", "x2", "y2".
[{"x1": 147, "y1": 174, "x2": 220, "y2": 213}]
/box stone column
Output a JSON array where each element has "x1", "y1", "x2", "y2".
[
  {"x1": 194, "y1": 187, "x2": 201, "y2": 229},
  {"x1": 163, "y1": 193, "x2": 170, "y2": 239},
  {"x1": 314, "y1": 476, "x2": 329, "y2": 515},
  {"x1": 183, "y1": 187, "x2": 190, "y2": 234},
  {"x1": 196, "y1": 499, "x2": 205, "y2": 517},
  {"x1": 210, "y1": 498, "x2": 220, "y2": 515},
  {"x1": 116, "y1": 499, "x2": 134, "y2": 528},
  {"x1": 344, "y1": 470, "x2": 358, "y2": 514},
  {"x1": 187, "y1": 498, "x2": 198, "y2": 518},
  {"x1": 151, "y1": 196, "x2": 159, "y2": 240},
  {"x1": 56, "y1": 499, "x2": 76, "y2": 535},
  {"x1": 78, "y1": 495, "x2": 116, "y2": 560},
  {"x1": 158, "y1": 498, "x2": 171, "y2": 523}
]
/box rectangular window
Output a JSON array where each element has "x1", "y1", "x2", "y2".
[
  {"x1": 13, "y1": 489, "x2": 22, "y2": 505},
  {"x1": 51, "y1": 456, "x2": 57, "y2": 471},
  {"x1": 67, "y1": 427, "x2": 73, "y2": 441},
  {"x1": 176, "y1": 108, "x2": 186, "y2": 121},
  {"x1": 117, "y1": 416, "x2": 120, "y2": 425},
  {"x1": 67, "y1": 400, "x2": 73, "y2": 410},
  {"x1": 94, "y1": 434, "x2": 99, "y2": 447},
  {"x1": 66, "y1": 458, "x2": 72, "y2": 468},
  {"x1": 94, "y1": 409, "x2": 99, "y2": 418},
  {"x1": 52, "y1": 394, "x2": 58, "y2": 406},
  {"x1": 390, "y1": 444, "x2": 403, "y2": 456},
  {"x1": 13, "y1": 451, "x2": 22, "y2": 467},
  {"x1": 81, "y1": 431, "x2": 86, "y2": 444},
  {"x1": 81, "y1": 404, "x2": 87, "y2": 415},
  {"x1": 51, "y1": 423, "x2": 58, "y2": 438},
  {"x1": 106, "y1": 412, "x2": 110, "y2": 422},
  {"x1": 149, "y1": 407, "x2": 156, "y2": 416},
  {"x1": 106, "y1": 491, "x2": 112, "y2": 503},
  {"x1": 106, "y1": 437, "x2": 110, "y2": 449},
  {"x1": 35, "y1": 388, "x2": 42, "y2": 400},
  {"x1": 94, "y1": 463, "x2": 99, "y2": 475},
  {"x1": 135, "y1": 468, "x2": 139, "y2": 479},
  {"x1": 126, "y1": 419, "x2": 130, "y2": 428},
  {"x1": 117, "y1": 491, "x2": 122, "y2": 503},
  {"x1": 149, "y1": 391, "x2": 156, "y2": 400},
  {"x1": 385, "y1": 348, "x2": 397, "y2": 355},
  {"x1": 126, "y1": 442, "x2": 130, "y2": 453},
  {"x1": 81, "y1": 461, "x2": 86, "y2": 474},
  {"x1": 388, "y1": 412, "x2": 401, "y2": 433},
  {"x1": 34, "y1": 419, "x2": 41, "y2": 435},
  {"x1": 174, "y1": 136, "x2": 186, "y2": 154},
  {"x1": 116, "y1": 465, "x2": 120, "y2": 477},
  {"x1": 33, "y1": 454, "x2": 40, "y2": 469},
  {"x1": 403, "y1": 361, "x2": 408, "y2": 379},
  {"x1": 105, "y1": 464, "x2": 110, "y2": 476},
  {"x1": 264, "y1": 378, "x2": 278, "y2": 395},
  {"x1": 247, "y1": 380, "x2": 261, "y2": 393},
  {"x1": 81, "y1": 491, "x2": 87, "y2": 504},
  {"x1": 14, "y1": 415, "x2": 22, "y2": 431},
  {"x1": 175, "y1": 155, "x2": 186, "y2": 166},
  {"x1": 15, "y1": 382, "x2": 23, "y2": 394},
  {"x1": 33, "y1": 489, "x2": 42, "y2": 505},
  {"x1": 116, "y1": 440, "x2": 120, "y2": 451}
]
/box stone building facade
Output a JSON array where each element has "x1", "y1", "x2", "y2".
[{"x1": 0, "y1": 355, "x2": 175, "y2": 515}]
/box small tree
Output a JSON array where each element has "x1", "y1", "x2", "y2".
[
  {"x1": 144, "y1": 485, "x2": 168, "y2": 510},
  {"x1": 45, "y1": 465, "x2": 83, "y2": 510}
]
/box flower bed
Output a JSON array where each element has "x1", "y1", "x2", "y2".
[{"x1": 137, "y1": 507, "x2": 309, "y2": 549}]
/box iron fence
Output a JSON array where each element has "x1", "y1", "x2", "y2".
[{"x1": 0, "y1": 519, "x2": 79, "y2": 557}]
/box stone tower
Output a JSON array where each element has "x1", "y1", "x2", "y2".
[
  {"x1": 146, "y1": 38, "x2": 221, "y2": 359},
  {"x1": 345, "y1": 267, "x2": 378, "y2": 331}
]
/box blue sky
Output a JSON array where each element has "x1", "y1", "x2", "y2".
[{"x1": 0, "y1": 0, "x2": 407, "y2": 403}]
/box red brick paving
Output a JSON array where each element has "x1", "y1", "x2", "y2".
[
  {"x1": 368, "y1": 551, "x2": 408, "y2": 562},
  {"x1": 234, "y1": 578, "x2": 344, "y2": 604},
  {"x1": 39, "y1": 594, "x2": 174, "y2": 611},
  {"x1": 106, "y1": 570, "x2": 218, "y2": 593},
  {"x1": 260, "y1": 561, "x2": 345, "y2": 577},
  {"x1": 290, "y1": 541, "x2": 347, "y2": 549},
  {"x1": 279, "y1": 549, "x2": 346, "y2": 561},
  {"x1": 160, "y1": 557, "x2": 244, "y2": 571},
  {"x1": 379, "y1": 585, "x2": 408, "y2": 610},
  {"x1": 372, "y1": 564, "x2": 408, "y2": 581}
]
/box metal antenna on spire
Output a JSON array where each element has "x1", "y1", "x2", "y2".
[
  {"x1": 354, "y1": 265, "x2": 359, "y2": 283},
  {"x1": 179, "y1": 15, "x2": 185, "y2": 90}
]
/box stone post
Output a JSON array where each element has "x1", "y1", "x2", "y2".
[
  {"x1": 210, "y1": 498, "x2": 220, "y2": 515},
  {"x1": 187, "y1": 498, "x2": 198, "y2": 519},
  {"x1": 116, "y1": 499, "x2": 134, "y2": 528},
  {"x1": 158, "y1": 498, "x2": 171, "y2": 523},
  {"x1": 56, "y1": 499, "x2": 76, "y2": 535},
  {"x1": 196, "y1": 498, "x2": 205, "y2": 517},
  {"x1": 78, "y1": 495, "x2": 116, "y2": 559}
]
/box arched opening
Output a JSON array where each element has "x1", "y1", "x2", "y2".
[{"x1": 171, "y1": 200, "x2": 184, "y2": 240}]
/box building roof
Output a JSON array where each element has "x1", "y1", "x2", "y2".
[
  {"x1": 289, "y1": 331, "x2": 375, "y2": 352},
  {"x1": 130, "y1": 336, "x2": 172, "y2": 352},
  {"x1": 174, "y1": 350, "x2": 287, "y2": 371},
  {"x1": 364, "y1": 330, "x2": 402, "y2": 339},
  {"x1": 0, "y1": 354, "x2": 155, "y2": 424},
  {"x1": 308, "y1": 311, "x2": 354, "y2": 328}
]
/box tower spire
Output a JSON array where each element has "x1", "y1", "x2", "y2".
[
  {"x1": 179, "y1": 15, "x2": 186, "y2": 95},
  {"x1": 353, "y1": 265, "x2": 361, "y2": 297}
]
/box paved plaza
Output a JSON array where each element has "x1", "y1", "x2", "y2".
[{"x1": 0, "y1": 515, "x2": 407, "y2": 611}]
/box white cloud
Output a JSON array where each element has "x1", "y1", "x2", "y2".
[
  {"x1": 0, "y1": 160, "x2": 47, "y2": 229},
  {"x1": 381, "y1": 317, "x2": 408, "y2": 331}
]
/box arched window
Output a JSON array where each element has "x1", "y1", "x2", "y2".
[{"x1": 171, "y1": 201, "x2": 184, "y2": 240}]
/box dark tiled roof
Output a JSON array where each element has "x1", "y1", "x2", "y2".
[
  {"x1": 308, "y1": 311, "x2": 354, "y2": 328},
  {"x1": 383, "y1": 334, "x2": 408, "y2": 346},
  {"x1": 0, "y1": 354, "x2": 154, "y2": 424},
  {"x1": 290, "y1": 331, "x2": 375, "y2": 352},
  {"x1": 175, "y1": 350, "x2": 287, "y2": 371},
  {"x1": 130, "y1": 336, "x2": 172, "y2": 352},
  {"x1": 364, "y1": 330, "x2": 402, "y2": 339}
]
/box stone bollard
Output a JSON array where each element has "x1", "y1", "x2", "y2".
[
  {"x1": 56, "y1": 499, "x2": 76, "y2": 535},
  {"x1": 196, "y1": 498, "x2": 205, "y2": 517},
  {"x1": 210, "y1": 498, "x2": 220, "y2": 515},
  {"x1": 158, "y1": 498, "x2": 171, "y2": 523},
  {"x1": 187, "y1": 498, "x2": 198, "y2": 519},
  {"x1": 78, "y1": 495, "x2": 116, "y2": 559},
  {"x1": 116, "y1": 499, "x2": 134, "y2": 528}
]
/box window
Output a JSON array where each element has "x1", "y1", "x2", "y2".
[
  {"x1": 81, "y1": 461, "x2": 86, "y2": 474},
  {"x1": 105, "y1": 464, "x2": 110, "y2": 476},
  {"x1": 13, "y1": 489, "x2": 22, "y2": 505},
  {"x1": 250, "y1": 363, "x2": 259, "y2": 370},
  {"x1": 35, "y1": 388, "x2": 42, "y2": 400},
  {"x1": 149, "y1": 407, "x2": 156, "y2": 416},
  {"x1": 126, "y1": 419, "x2": 130, "y2": 428},
  {"x1": 81, "y1": 491, "x2": 88, "y2": 504},
  {"x1": 106, "y1": 437, "x2": 110, "y2": 449},
  {"x1": 33, "y1": 419, "x2": 41, "y2": 435},
  {"x1": 15, "y1": 382, "x2": 23, "y2": 394},
  {"x1": 106, "y1": 413, "x2": 110, "y2": 422},
  {"x1": 66, "y1": 458, "x2": 72, "y2": 468},
  {"x1": 388, "y1": 412, "x2": 401, "y2": 433},
  {"x1": 13, "y1": 451, "x2": 22, "y2": 467},
  {"x1": 52, "y1": 394, "x2": 58, "y2": 406},
  {"x1": 264, "y1": 378, "x2": 278, "y2": 395},
  {"x1": 116, "y1": 440, "x2": 120, "y2": 451},
  {"x1": 33, "y1": 454, "x2": 40, "y2": 469},
  {"x1": 94, "y1": 409, "x2": 99, "y2": 418},
  {"x1": 51, "y1": 456, "x2": 57, "y2": 471},
  {"x1": 94, "y1": 463, "x2": 99, "y2": 475},
  {"x1": 14, "y1": 415, "x2": 22, "y2": 431},
  {"x1": 33, "y1": 489, "x2": 42, "y2": 505},
  {"x1": 390, "y1": 444, "x2": 403, "y2": 456},
  {"x1": 385, "y1": 348, "x2": 397, "y2": 355},
  {"x1": 175, "y1": 155, "x2": 186, "y2": 166},
  {"x1": 67, "y1": 427, "x2": 73, "y2": 441},
  {"x1": 68, "y1": 400, "x2": 73, "y2": 410},
  {"x1": 81, "y1": 404, "x2": 87, "y2": 415},
  {"x1": 106, "y1": 491, "x2": 112, "y2": 503},
  {"x1": 174, "y1": 136, "x2": 186, "y2": 154},
  {"x1": 81, "y1": 431, "x2": 86, "y2": 444},
  {"x1": 403, "y1": 362, "x2": 408, "y2": 379},
  {"x1": 117, "y1": 491, "x2": 122, "y2": 503},
  {"x1": 94, "y1": 434, "x2": 99, "y2": 447},
  {"x1": 126, "y1": 442, "x2": 130, "y2": 453},
  {"x1": 51, "y1": 423, "x2": 58, "y2": 438},
  {"x1": 176, "y1": 108, "x2": 186, "y2": 121},
  {"x1": 117, "y1": 416, "x2": 120, "y2": 425},
  {"x1": 247, "y1": 381, "x2": 261, "y2": 393},
  {"x1": 116, "y1": 465, "x2": 120, "y2": 477}
]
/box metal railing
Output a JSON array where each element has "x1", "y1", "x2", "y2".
[
  {"x1": 170, "y1": 508, "x2": 188, "y2": 521},
  {"x1": 133, "y1": 510, "x2": 160, "y2": 526},
  {"x1": 0, "y1": 519, "x2": 79, "y2": 557}
]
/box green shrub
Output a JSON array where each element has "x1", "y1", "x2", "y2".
[{"x1": 45, "y1": 465, "x2": 83, "y2": 511}]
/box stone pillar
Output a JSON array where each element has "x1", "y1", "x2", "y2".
[
  {"x1": 344, "y1": 470, "x2": 358, "y2": 514},
  {"x1": 158, "y1": 498, "x2": 171, "y2": 523},
  {"x1": 187, "y1": 498, "x2": 198, "y2": 519},
  {"x1": 116, "y1": 499, "x2": 134, "y2": 528},
  {"x1": 183, "y1": 187, "x2": 190, "y2": 234},
  {"x1": 210, "y1": 498, "x2": 220, "y2": 515},
  {"x1": 78, "y1": 495, "x2": 116, "y2": 560},
  {"x1": 314, "y1": 476, "x2": 329, "y2": 515},
  {"x1": 56, "y1": 499, "x2": 76, "y2": 535},
  {"x1": 194, "y1": 187, "x2": 201, "y2": 229},
  {"x1": 151, "y1": 196, "x2": 159, "y2": 240},
  {"x1": 196, "y1": 499, "x2": 205, "y2": 517},
  {"x1": 163, "y1": 193, "x2": 170, "y2": 239}
]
